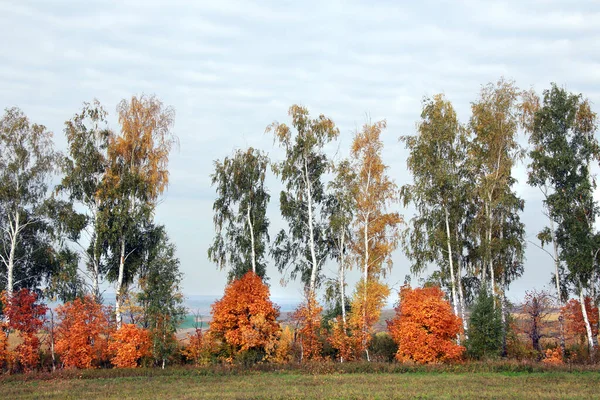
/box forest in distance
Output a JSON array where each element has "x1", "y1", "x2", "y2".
[{"x1": 2, "y1": 76, "x2": 600, "y2": 373}]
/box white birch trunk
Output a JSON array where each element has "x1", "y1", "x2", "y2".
[
  {"x1": 115, "y1": 236, "x2": 126, "y2": 329},
  {"x1": 247, "y1": 203, "x2": 256, "y2": 274},
  {"x1": 304, "y1": 158, "x2": 318, "y2": 295},
  {"x1": 7, "y1": 211, "x2": 19, "y2": 297},
  {"x1": 579, "y1": 286, "x2": 597, "y2": 352},
  {"x1": 444, "y1": 207, "x2": 460, "y2": 345},
  {"x1": 339, "y1": 229, "x2": 346, "y2": 327}
]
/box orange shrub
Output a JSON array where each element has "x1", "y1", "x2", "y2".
[
  {"x1": 347, "y1": 280, "x2": 390, "y2": 358},
  {"x1": 543, "y1": 347, "x2": 563, "y2": 365},
  {"x1": 0, "y1": 323, "x2": 8, "y2": 370},
  {"x1": 108, "y1": 324, "x2": 151, "y2": 368},
  {"x1": 292, "y1": 291, "x2": 323, "y2": 361},
  {"x1": 328, "y1": 316, "x2": 361, "y2": 362},
  {"x1": 273, "y1": 325, "x2": 294, "y2": 364},
  {"x1": 1, "y1": 289, "x2": 47, "y2": 372},
  {"x1": 181, "y1": 329, "x2": 212, "y2": 366},
  {"x1": 388, "y1": 286, "x2": 464, "y2": 364},
  {"x1": 55, "y1": 296, "x2": 111, "y2": 368},
  {"x1": 210, "y1": 272, "x2": 280, "y2": 360}
]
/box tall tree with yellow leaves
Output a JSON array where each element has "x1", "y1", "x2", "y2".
[
  {"x1": 349, "y1": 120, "x2": 402, "y2": 360},
  {"x1": 101, "y1": 95, "x2": 176, "y2": 328}
]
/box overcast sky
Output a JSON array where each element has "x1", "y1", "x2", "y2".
[{"x1": 1, "y1": 0, "x2": 600, "y2": 305}]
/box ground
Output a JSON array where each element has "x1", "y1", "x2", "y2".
[{"x1": 2, "y1": 368, "x2": 600, "y2": 399}]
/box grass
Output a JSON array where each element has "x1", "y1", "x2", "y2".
[{"x1": 2, "y1": 363, "x2": 600, "y2": 399}]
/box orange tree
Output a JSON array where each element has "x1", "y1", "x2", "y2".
[
  {"x1": 561, "y1": 297, "x2": 598, "y2": 345},
  {"x1": 1, "y1": 289, "x2": 47, "y2": 372},
  {"x1": 388, "y1": 286, "x2": 464, "y2": 364},
  {"x1": 55, "y1": 295, "x2": 111, "y2": 368},
  {"x1": 108, "y1": 323, "x2": 151, "y2": 368},
  {"x1": 209, "y1": 272, "x2": 280, "y2": 361},
  {"x1": 292, "y1": 290, "x2": 323, "y2": 361}
]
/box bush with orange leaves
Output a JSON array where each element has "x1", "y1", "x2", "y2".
[
  {"x1": 291, "y1": 290, "x2": 323, "y2": 361},
  {"x1": 0, "y1": 323, "x2": 9, "y2": 370},
  {"x1": 328, "y1": 316, "x2": 361, "y2": 362},
  {"x1": 210, "y1": 272, "x2": 280, "y2": 361},
  {"x1": 181, "y1": 328, "x2": 214, "y2": 366},
  {"x1": 561, "y1": 297, "x2": 598, "y2": 345},
  {"x1": 388, "y1": 286, "x2": 464, "y2": 364},
  {"x1": 542, "y1": 347, "x2": 563, "y2": 365},
  {"x1": 1, "y1": 289, "x2": 47, "y2": 372},
  {"x1": 108, "y1": 324, "x2": 151, "y2": 368},
  {"x1": 55, "y1": 296, "x2": 112, "y2": 368}
]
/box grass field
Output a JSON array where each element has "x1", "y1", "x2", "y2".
[{"x1": 2, "y1": 367, "x2": 600, "y2": 399}]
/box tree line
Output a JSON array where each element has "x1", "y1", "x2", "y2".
[{"x1": 0, "y1": 77, "x2": 599, "y2": 371}]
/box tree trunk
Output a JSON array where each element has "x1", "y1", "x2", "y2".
[
  {"x1": 339, "y1": 229, "x2": 346, "y2": 328},
  {"x1": 579, "y1": 286, "x2": 597, "y2": 353},
  {"x1": 548, "y1": 217, "x2": 566, "y2": 352},
  {"x1": 304, "y1": 158, "x2": 318, "y2": 295},
  {"x1": 456, "y1": 231, "x2": 468, "y2": 339},
  {"x1": 247, "y1": 203, "x2": 256, "y2": 274},
  {"x1": 91, "y1": 204, "x2": 101, "y2": 302},
  {"x1": 363, "y1": 214, "x2": 370, "y2": 361},
  {"x1": 444, "y1": 206, "x2": 460, "y2": 345},
  {"x1": 115, "y1": 236, "x2": 126, "y2": 329},
  {"x1": 7, "y1": 211, "x2": 20, "y2": 298}
]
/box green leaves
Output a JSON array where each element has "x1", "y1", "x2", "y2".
[{"x1": 208, "y1": 147, "x2": 271, "y2": 281}]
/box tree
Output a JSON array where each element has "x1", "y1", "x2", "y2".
[
  {"x1": 208, "y1": 147, "x2": 270, "y2": 281},
  {"x1": 269, "y1": 105, "x2": 339, "y2": 295},
  {"x1": 0, "y1": 107, "x2": 57, "y2": 298},
  {"x1": 324, "y1": 159, "x2": 356, "y2": 327},
  {"x1": 525, "y1": 83, "x2": 599, "y2": 352},
  {"x1": 56, "y1": 100, "x2": 111, "y2": 301},
  {"x1": 350, "y1": 120, "x2": 401, "y2": 360},
  {"x1": 520, "y1": 289, "x2": 553, "y2": 353},
  {"x1": 108, "y1": 323, "x2": 151, "y2": 368},
  {"x1": 210, "y1": 271, "x2": 280, "y2": 361},
  {"x1": 291, "y1": 290, "x2": 323, "y2": 361},
  {"x1": 1, "y1": 289, "x2": 48, "y2": 371},
  {"x1": 469, "y1": 78, "x2": 525, "y2": 354},
  {"x1": 401, "y1": 94, "x2": 470, "y2": 337},
  {"x1": 465, "y1": 289, "x2": 503, "y2": 359},
  {"x1": 561, "y1": 297, "x2": 599, "y2": 345},
  {"x1": 101, "y1": 95, "x2": 176, "y2": 328},
  {"x1": 136, "y1": 226, "x2": 186, "y2": 368},
  {"x1": 387, "y1": 286, "x2": 464, "y2": 364},
  {"x1": 55, "y1": 295, "x2": 111, "y2": 368},
  {"x1": 469, "y1": 78, "x2": 525, "y2": 294}
]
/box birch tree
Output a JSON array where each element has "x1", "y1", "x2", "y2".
[
  {"x1": 0, "y1": 107, "x2": 57, "y2": 298},
  {"x1": 469, "y1": 78, "x2": 525, "y2": 297},
  {"x1": 269, "y1": 105, "x2": 339, "y2": 295},
  {"x1": 208, "y1": 147, "x2": 270, "y2": 281},
  {"x1": 349, "y1": 120, "x2": 402, "y2": 360},
  {"x1": 101, "y1": 95, "x2": 176, "y2": 328},
  {"x1": 401, "y1": 94, "x2": 469, "y2": 335},
  {"x1": 526, "y1": 83, "x2": 599, "y2": 352},
  {"x1": 57, "y1": 100, "x2": 111, "y2": 301},
  {"x1": 324, "y1": 159, "x2": 356, "y2": 327}
]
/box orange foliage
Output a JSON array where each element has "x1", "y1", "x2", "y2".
[
  {"x1": 561, "y1": 297, "x2": 598, "y2": 344},
  {"x1": 543, "y1": 347, "x2": 563, "y2": 365},
  {"x1": 181, "y1": 329, "x2": 212, "y2": 366},
  {"x1": 273, "y1": 325, "x2": 294, "y2": 364},
  {"x1": 2, "y1": 289, "x2": 47, "y2": 372},
  {"x1": 328, "y1": 316, "x2": 361, "y2": 362},
  {"x1": 348, "y1": 280, "x2": 390, "y2": 357},
  {"x1": 210, "y1": 272, "x2": 280, "y2": 358},
  {"x1": 108, "y1": 324, "x2": 151, "y2": 368},
  {"x1": 388, "y1": 286, "x2": 464, "y2": 364},
  {"x1": 55, "y1": 296, "x2": 111, "y2": 368},
  {"x1": 292, "y1": 291, "x2": 323, "y2": 361},
  {"x1": 0, "y1": 323, "x2": 8, "y2": 369}
]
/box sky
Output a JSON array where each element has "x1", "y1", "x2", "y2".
[{"x1": 1, "y1": 0, "x2": 600, "y2": 305}]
